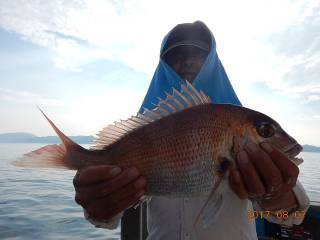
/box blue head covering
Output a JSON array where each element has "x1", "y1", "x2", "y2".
[{"x1": 139, "y1": 21, "x2": 241, "y2": 113}]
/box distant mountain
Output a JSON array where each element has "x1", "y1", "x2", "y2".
[
  {"x1": 1, "y1": 133, "x2": 320, "y2": 153},
  {"x1": 302, "y1": 144, "x2": 320, "y2": 153},
  {"x1": 0, "y1": 132, "x2": 94, "y2": 144},
  {"x1": 0, "y1": 132, "x2": 37, "y2": 142}
]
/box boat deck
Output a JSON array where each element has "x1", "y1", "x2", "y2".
[{"x1": 257, "y1": 202, "x2": 320, "y2": 240}]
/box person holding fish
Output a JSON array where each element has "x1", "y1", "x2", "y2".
[
  {"x1": 14, "y1": 21, "x2": 308, "y2": 239},
  {"x1": 70, "y1": 21, "x2": 310, "y2": 239}
]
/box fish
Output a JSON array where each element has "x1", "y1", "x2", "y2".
[{"x1": 13, "y1": 82, "x2": 303, "y2": 227}]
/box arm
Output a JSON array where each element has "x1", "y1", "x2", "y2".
[
  {"x1": 229, "y1": 141, "x2": 310, "y2": 226},
  {"x1": 73, "y1": 165, "x2": 146, "y2": 229}
]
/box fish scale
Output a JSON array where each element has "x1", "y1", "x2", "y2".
[{"x1": 100, "y1": 104, "x2": 233, "y2": 197}]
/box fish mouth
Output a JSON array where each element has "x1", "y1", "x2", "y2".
[{"x1": 282, "y1": 143, "x2": 303, "y2": 165}]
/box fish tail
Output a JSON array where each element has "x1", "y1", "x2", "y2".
[{"x1": 12, "y1": 107, "x2": 87, "y2": 170}]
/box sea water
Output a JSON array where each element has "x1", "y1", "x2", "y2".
[{"x1": 0, "y1": 143, "x2": 120, "y2": 239}]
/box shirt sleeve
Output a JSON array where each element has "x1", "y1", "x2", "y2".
[
  {"x1": 253, "y1": 181, "x2": 310, "y2": 226},
  {"x1": 83, "y1": 210, "x2": 123, "y2": 229}
]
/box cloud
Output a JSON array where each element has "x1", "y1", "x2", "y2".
[
  {"x1": 64, "y1": 87, "x2": 146, "y2": 135},
  {"x1": 1, "y1": 0, "x2": 320, "y2": 100},
  {"x1": 0, "y1": 88, "x2": 64, "y2": 106},
  {"x1": 0, "y1": 0, "x2": 162, "y2": 73},
  {"x1": 1, "y1": 0, "x2": 316, "y2": 76},
  {"x1": 265, "y1": 1, "x2": 320, "y2": 101},
  {"x1": 306, "y1": 95, "x2": 320, "y2": 102}
]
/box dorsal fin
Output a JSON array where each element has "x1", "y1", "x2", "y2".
[{"x1": 90, "y1": 82, "x2": 212, "y2": 150}]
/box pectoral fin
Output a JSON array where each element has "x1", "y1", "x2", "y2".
[
  {"x1": 194, "y1": 157, "x2": 232, "y2": 228},
  {"x1": 201, "y1": 193, "x2": 224, "y2": 228},
  {"x1": 193, "y1": 176, "x2": 224, "y2": 228}
]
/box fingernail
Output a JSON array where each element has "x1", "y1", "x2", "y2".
[
  {"x1": 238, "y1": 151, "x2": 249, "y2": 164},
  {"x1": 134, "y1": 178, "x2": 146, "y2": 189},
  {"x1": 286, "y1": 177, "x2": 295, "y2": 186},
  {"x1": 269, "y1": 186, "x2": 276, "y2": 193},
  {"x1": 248, "y1": 193, "x2": 258, "y2": 199},
  {"x1": 136, "y1": 190, "x2": 145, "y2": 198},
  {"x1": 128, "y1": 168, "x2": 139, "y2": 178},
  {"x1": 261, "y1": 142, "x2": 273, "y2": 153},
  {"x1": 263, "y1": 194, "x2": 274, "y2": 200},
  {"x1": 110, "y1": 167, "x2": 121, "y2": 176},
  {"x1": 269, "y1": 184, "x2": 281, "y2": 193},
  {"x1": 245, "y1": 141, "x2": 259, "y2": 153}
]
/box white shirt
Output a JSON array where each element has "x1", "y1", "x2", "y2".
[
  {"x1": 146, "y1": 193, "x2": 257, "y2": 240},
  {"x1": 85, "y1": 181, "x2": 310, "y2": 240}
]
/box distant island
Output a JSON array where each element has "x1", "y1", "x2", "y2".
[
  {"x1": 0, "y1": 132, "x2": 320, "y2": 153},
  {"x1": 0, "y1": 132, "x2": 94, "y2": 144},
  {"x1": 302, "y1": 144, "x2": 320, "y2": 153}
]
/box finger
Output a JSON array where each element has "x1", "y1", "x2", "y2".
[
  {"x1": 109, "y1": 189, "x2": 145, "y2": 216},
  {"x1": 229, "y1": 169, "x2": 248, "y2": 199},
  {"x1": 73, "y1": 165, "x2": 122, "y2": 187},
  {"x1": 87, "y1": 189, "x2": 145, "y2": 221},
  {"x1": 245, "y1": 141, "x2": 283, "y2": 194},
  {"x1": 87, "y1": 176, "x2": 146, "y2": 208},
  {"x1": 261, "y1": 142, "x2": 299, "y2": 191},
  {"x1": 106, "y1": 176, "x2": 146, "y2": 204},
  {"x1": 75, "y1": 167, "x2": 141, "y2": 206},
  {"x1": 236, "y1": 150, "x2": 266, "y2": 198}
]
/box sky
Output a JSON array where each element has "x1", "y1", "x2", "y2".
[{"x1": 0, "y1": 0, "x2": 319, "y2": 146}]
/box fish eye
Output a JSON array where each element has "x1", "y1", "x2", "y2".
[{"x1": 256, "y1": 122, "x2": 275, "y2": 138}]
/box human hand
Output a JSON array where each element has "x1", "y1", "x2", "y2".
[
  {"x1": 229, "y1": 141, "x2": 299, "y2": 210},
  {"x1": 73, "y1": 165, "x2": 146, "y2": 221}
]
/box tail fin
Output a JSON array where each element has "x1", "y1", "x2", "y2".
[
  {"x1": 12, "y1": 107, "x2": 84, "y2": 170},
  {"x1": 12, "y1": 144, "x2": 68, "y2": 169}
]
